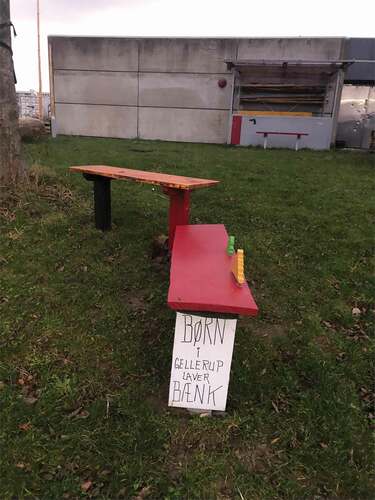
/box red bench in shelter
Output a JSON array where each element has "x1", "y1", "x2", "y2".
[{"x1": 256, "y1": 131, "x2": 309, "y2": 150}]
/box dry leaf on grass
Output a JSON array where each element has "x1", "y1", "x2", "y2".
[
  {"x1": 23, "y1": 396, "x2": 38, "y2": 405},
  {"x1": 133, "y1": 486, "x2": 152, "y2": 499},
  {"x1": 68, "y1": 407, "x2": 89, "y2": 419},
  {"x1": 19, "y1": 422, "x2": 32, "y2": 431},
  {"x1": 81, "y1": 480, "x2": 92, "y2": 492}
]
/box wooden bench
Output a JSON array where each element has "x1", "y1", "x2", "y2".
[
  {"x1": 168, "y1": 224, "x2": 258, "y2": 316},
  {"x1": 70, "y1": 165, "x2": 219, "y2": 250},
  {"x1": 256, "y1": 131, "x2": 309, "y2": 151}
]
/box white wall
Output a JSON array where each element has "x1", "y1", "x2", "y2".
[
  {"x1": 54, "y1": 70, "x2": 138, "y2": 106},
  {"x1": 55, "y1": 103, "x2": 138, "y2": 138}
]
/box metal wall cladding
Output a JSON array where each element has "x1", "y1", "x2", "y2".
[
  {"x1": 365, "y1": 87, "x2": 375, "y2": 149},
  {"x1": 344, "y1": 38, "x2": 375, "y2": 82},
  {"x1": 337, "y1": 85, "x2": 375, "y2": 149}
]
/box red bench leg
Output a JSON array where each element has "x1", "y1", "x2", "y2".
[{"x1": 163, "y1": 188, "x2": 191, "y2": 251}]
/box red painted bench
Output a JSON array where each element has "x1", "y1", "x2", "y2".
[
  {"x1": 70, "y1": 165, "x2": 219, "y2": 250},
  {"x1": 256, "y1": 131, "x2": 309, "y2": 150},
  {"x1": 168, "y1": 224, "x2": 258, "y2": 316}
]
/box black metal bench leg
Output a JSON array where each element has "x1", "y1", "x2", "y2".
[
  {"x1": 83, "y1": 174, "x2": 111, "y2": 230},
  {"x1": 94, "y1": 177, "x2": 111, "y2": 230}
]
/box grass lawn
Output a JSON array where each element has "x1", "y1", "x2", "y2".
[{"x1": 0, "y1": 136, "x2": 374, "y2": 499}]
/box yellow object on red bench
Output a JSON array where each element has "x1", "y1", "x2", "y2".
[{"x1": 231, "y1": 249, "x2": 245, "y2": 286}]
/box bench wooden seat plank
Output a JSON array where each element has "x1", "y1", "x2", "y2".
[
  {"x1": 70, "y1": 165, "x2": 219, "y2": 250},
  {"x1": 168, "y1": 224, "x2": 259, "y2": 316},
  {"x1": 70, "y1": 165, "x2": 219, "y2": 190}
]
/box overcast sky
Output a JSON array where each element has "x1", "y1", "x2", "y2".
[{"x1": 10, "y1": 0, "x2": 375, "y2": 91}]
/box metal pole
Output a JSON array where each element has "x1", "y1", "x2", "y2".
[{"x1": 37, "y1": 0, "x2": 43, "y2": 120}]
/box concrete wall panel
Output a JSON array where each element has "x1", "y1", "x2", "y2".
[
  {"x1": 237, "y1": 38, "x2": 343, "y2": 61},
  {"x1": 139, "y1": 108, "x2": 228, "y2": 143},
  {"x1": 139, "y1": 38, "x2": 235, "y2": 73},
  {"x1": 52, "y1": 37, "x2": 139, "y2": 71},
  {"x1": 54, "y1": 70, "x2": 138, "y2": 106},
  {"x1": 139, "y1": 73, "x2": 232, "y2": 109},
  {"x1": 55, "y1": 103, "x2": 137, "y2": 138}
]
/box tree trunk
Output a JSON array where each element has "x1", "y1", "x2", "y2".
[{"x1": 0, "y1": 0, "x2": 24, "y2": 187}]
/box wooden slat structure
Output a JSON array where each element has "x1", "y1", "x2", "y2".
[{"x1": 227, "y1": 59, "x2": 350, "y2": 114}]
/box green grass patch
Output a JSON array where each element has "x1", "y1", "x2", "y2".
[{"x1": 0, "y1": 137, "x2": 374, "y2": 499}]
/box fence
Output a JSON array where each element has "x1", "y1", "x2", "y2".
[{"x1": 17, "y1": 91, "x2": 50, "y2": 120}]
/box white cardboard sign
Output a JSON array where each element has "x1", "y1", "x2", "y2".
[{"x1": 168, "y1": 312, "x2": 237, "y2": 411}]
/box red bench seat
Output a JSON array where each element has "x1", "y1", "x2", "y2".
[{"x1": 168, "y1": 224, "x2": 259, "y2": 316}]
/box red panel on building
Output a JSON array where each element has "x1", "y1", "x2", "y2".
[{"x1": 230, "y1": 115, "x2": 242, "y2": 145}]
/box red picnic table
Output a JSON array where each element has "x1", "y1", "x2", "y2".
[{"x1": 70, "y1": 165, "x2": 219, "y2": 250}]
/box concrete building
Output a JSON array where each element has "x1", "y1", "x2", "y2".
[{"x1": 48, "y1": 37, "x2": 371, "y2": 149}]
